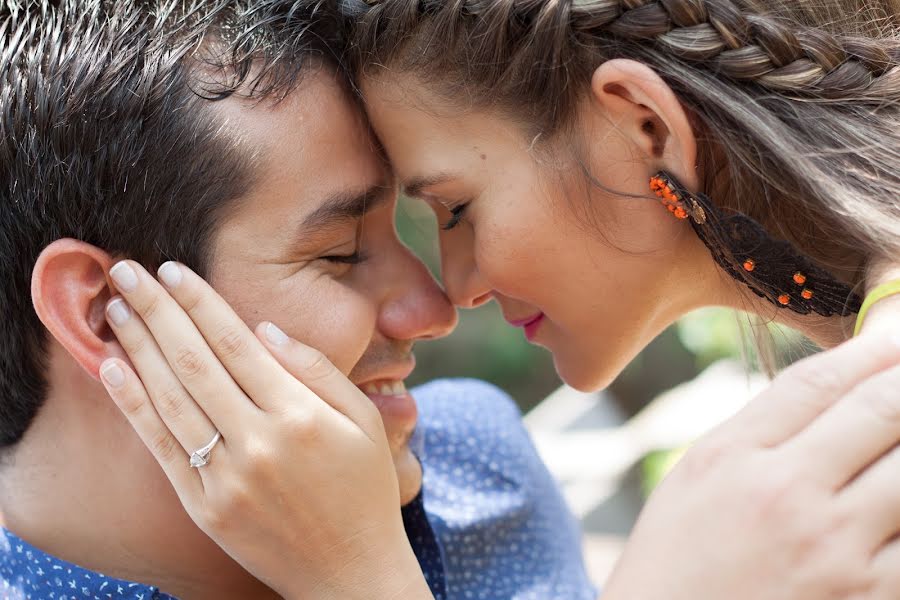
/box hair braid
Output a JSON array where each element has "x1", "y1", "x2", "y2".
[
  {"x1": 348, "y1": 0, "x2": 899, "y2": 102},
  {"x1": 566, "y1": 0, "x2": 900, "y2": 100}
]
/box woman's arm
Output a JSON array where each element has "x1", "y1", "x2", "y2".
[{"x1": 102, "y1": 260, "x2": 900, "y2": 600}]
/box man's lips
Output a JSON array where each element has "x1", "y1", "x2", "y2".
[
  {"x1": 353, "y1": 356, "x2": 416, "y2": 391},
  {"x1": 355, "y1": 360, "x2": 418, "y2": 429}
]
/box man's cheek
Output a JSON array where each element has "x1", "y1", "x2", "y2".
[{"x1": 287, "y1": 294, "x2": 377, "y2": 376}]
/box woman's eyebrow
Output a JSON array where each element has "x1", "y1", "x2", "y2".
[{"x1": 403, "y1": 173, "x2": 459, "y2": 199}]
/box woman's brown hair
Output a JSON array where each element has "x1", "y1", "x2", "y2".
[{"x1": 344, "y1": 0, "x2": 900, "y2": 306}]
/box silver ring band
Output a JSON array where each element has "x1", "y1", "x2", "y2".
[{"x1": 189, "y1": 431, "x2": 221, "y2": 468}]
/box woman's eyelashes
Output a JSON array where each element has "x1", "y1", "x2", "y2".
[{"x1": 442, "y1": 204, "x2": 469, "y2": 231}]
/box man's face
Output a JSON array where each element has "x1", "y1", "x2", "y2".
[{"x1": 204, "y1": 70, "x2": 458, "y2": 503}]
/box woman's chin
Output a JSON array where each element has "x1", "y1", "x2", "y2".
[{"x1": 552, "y1": 351, "x2": 620, "y2": 393}]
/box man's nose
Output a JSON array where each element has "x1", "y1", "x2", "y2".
[{"x1": 378, "y1": 246, "x2": 458, "y2": 342}]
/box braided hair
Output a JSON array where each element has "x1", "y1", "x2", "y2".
[{"x1": 344, "y1": 0, "x2": 900, "y2": 293}]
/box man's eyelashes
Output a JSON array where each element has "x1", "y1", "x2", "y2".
[{"x1": 321, "y1": 251, "x2": 368, "y2": 265}]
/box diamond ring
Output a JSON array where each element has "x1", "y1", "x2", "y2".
[{"x1": 189, "y1": 431, "x2": 222, "y2": 468}]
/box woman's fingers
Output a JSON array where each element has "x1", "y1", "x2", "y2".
[
  {"x1": 99, "y1": 357, "x2": 204, "y2": 500},
  {"x1": 106, "y1": 297, "x2": 220, "y2": 452},
  {"x1": 870, "y1": 536, "x2": 900, "y2": 600},
  {"x1": 781, "y1": 362, "x2": 900, "y2": 489},
  {"x1": 109, "y1": 260, "x2": 258, "y2": 427},
  {"x1": 152, "y1": 262, "x2": 300, "y2": 409},
  {"x1": 712, "y1": 331, "x2": 900, "y2": 449},
  {"x1": 839, "y1": 444, "x2": 900, "y2": 549},
  {"x1": 256, "y1": 321, "x2": 383, "y2": 434}
]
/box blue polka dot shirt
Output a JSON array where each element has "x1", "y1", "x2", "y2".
[
  {"x1": 412, "y1": 379, "x2": 597, "y2": 600},
  {"x1": 1, "y1": 379, "x2": 596, "y2": 599}
]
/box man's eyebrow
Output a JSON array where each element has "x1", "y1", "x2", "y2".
[
  {"x1": 402, "y1": 173, "x2": 459, "y2": 199},
  {"x1": 300, "y1": 183, "x2": 392, "y2": 231}
]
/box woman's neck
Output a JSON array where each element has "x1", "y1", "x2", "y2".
[{"x1": 857, "y1": 259, "x2": 900, "y2": 336}]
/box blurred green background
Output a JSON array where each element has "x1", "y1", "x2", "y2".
[{"x1": 397, "y1": 195, "x2": 814, "y2": 417}]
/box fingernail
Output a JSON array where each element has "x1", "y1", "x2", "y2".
[
  {"x1": 110, "y1": 262, "x2": 138, "y2": 293},
  {"x1": 265, "y1": 322, "x2": 289, "y2": 346},
  {"x1": 158, "y1": 262, "x2": 182, "y2": 289},
  {"x1": 106, "y1": 298, "x2": 131, "y2": 326},
  {"x1": 100, "y1": 361, "x2": 125, "y2": 388}
]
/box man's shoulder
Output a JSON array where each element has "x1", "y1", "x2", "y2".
[
  {"x1": 412, "y1": 378, "x2": 522, "y2": 428},
  {"x1": 410, "y1": 380, "x2": 599, "y2": 599},
  {"x1": 410, "y1": 378, "x2": 537, "y2": 488}
]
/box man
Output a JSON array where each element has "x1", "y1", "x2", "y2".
[{"x1": 0, "y1": 1, "x2": 595, "y2": 598}]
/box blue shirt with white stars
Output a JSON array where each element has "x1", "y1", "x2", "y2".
[{"x1": 1, "y1": 379, "x2": 596, "y2": 600}]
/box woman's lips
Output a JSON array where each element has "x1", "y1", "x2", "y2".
[{"x1": 507, "y1": 312, "x2": 545, "y2": 341}]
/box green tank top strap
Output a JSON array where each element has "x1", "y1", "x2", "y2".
[{"x1": 853, "y1": 279, "x2": 900, "y2": 337}]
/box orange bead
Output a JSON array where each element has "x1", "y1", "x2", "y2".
[
  {"x1": 793, "y1": 273, "x2": 806, "y2": 285},
  {"x1": 674, "y1": 208, "x2": 688, "y2": 219},
  {"x1": 778, "y1": 294, "x2": 790, "y2": 305},
  {"x1": 743, "y1": 260, "x2": 755, "y2": 272},
  {"x1": 801, "y1": 289, "x2": 813, "y2": 300}
]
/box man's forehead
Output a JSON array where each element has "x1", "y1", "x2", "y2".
[{"x1": 206, "y1": 70, "x2": 395, "y2": 235}]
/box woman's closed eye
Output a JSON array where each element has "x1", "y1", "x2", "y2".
[{"x1": 442, "y1": 203, "x2": 469, "y2": 231}]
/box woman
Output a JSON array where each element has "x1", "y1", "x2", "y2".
[{"x1": 99, "y1": 0, "x2": 900, "y2": 598}]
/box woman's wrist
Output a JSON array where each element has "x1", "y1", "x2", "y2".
[{"x1": 280, "y1": 537, "x2": 433, "y2": 600}]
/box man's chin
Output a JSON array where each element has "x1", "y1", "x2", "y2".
[{"x1": 394, "y1": 447, "x2": 424, "y2": 506}]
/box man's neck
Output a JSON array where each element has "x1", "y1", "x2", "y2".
[{"x1": 0, "y1": 346, "x2": 278, "y2": 599}]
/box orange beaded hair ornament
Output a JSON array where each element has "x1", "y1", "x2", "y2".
[{"x1": 651, "y1": 171, "x2": 862, "y2": 317}]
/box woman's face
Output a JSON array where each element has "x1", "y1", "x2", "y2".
[{"x1": 362, "y1": 73, "x2": 722, "y2": 391}]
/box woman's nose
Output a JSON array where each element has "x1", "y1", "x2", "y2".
[{"x1": 439, "y1": 233, "x2": 493, "y2": 309}]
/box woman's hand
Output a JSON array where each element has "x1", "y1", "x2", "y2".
[
  {"x1": 604, "y1": 330, "x2": 900, "y2": 600},
  {"x1": 98, "y1": 260, "x2": 433, "y2": 600}
]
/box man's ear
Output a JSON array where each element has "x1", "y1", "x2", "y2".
[
  {"x1": 31, "y1": 239, "x2": 121, "y2": 380},
  {"x1": 590, "y1": 58, "x2": 699, "y2": 190}
]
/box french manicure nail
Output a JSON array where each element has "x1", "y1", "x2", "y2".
[
  {"x1": 158, "y1": 262, "x2": 182, "y2": 289},
  {"x1": 100, "y1": 361, "x2": 125, "y2": 388},
  {"x1": 110, "y1": 262, "x2": 138, "y2": 293},
  {"x1": 107, "y1": 298, "x2": 131, "y2": 326},
  {"x1": 266, "y1": 322, "x2": 289, "y2": 346}
]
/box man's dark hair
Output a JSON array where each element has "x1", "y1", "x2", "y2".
[{"x1": 0, "y1": 0, "x2": 345, "y2": 448}]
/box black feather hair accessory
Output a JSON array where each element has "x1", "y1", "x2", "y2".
[{"x1": 651, "y1": 171, "x2": 862, "y2": 317}]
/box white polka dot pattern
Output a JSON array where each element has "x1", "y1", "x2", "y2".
[{"x1": 413, "y1": 379, "x2": 598, "y2": 600}]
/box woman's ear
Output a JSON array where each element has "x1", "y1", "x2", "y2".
[
  {"x1": 31, "y1": 239, "x2": 121, "y2": 380},
  {"x1": 589, "y1": 58, "x2": 698, "y2": 190}
]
